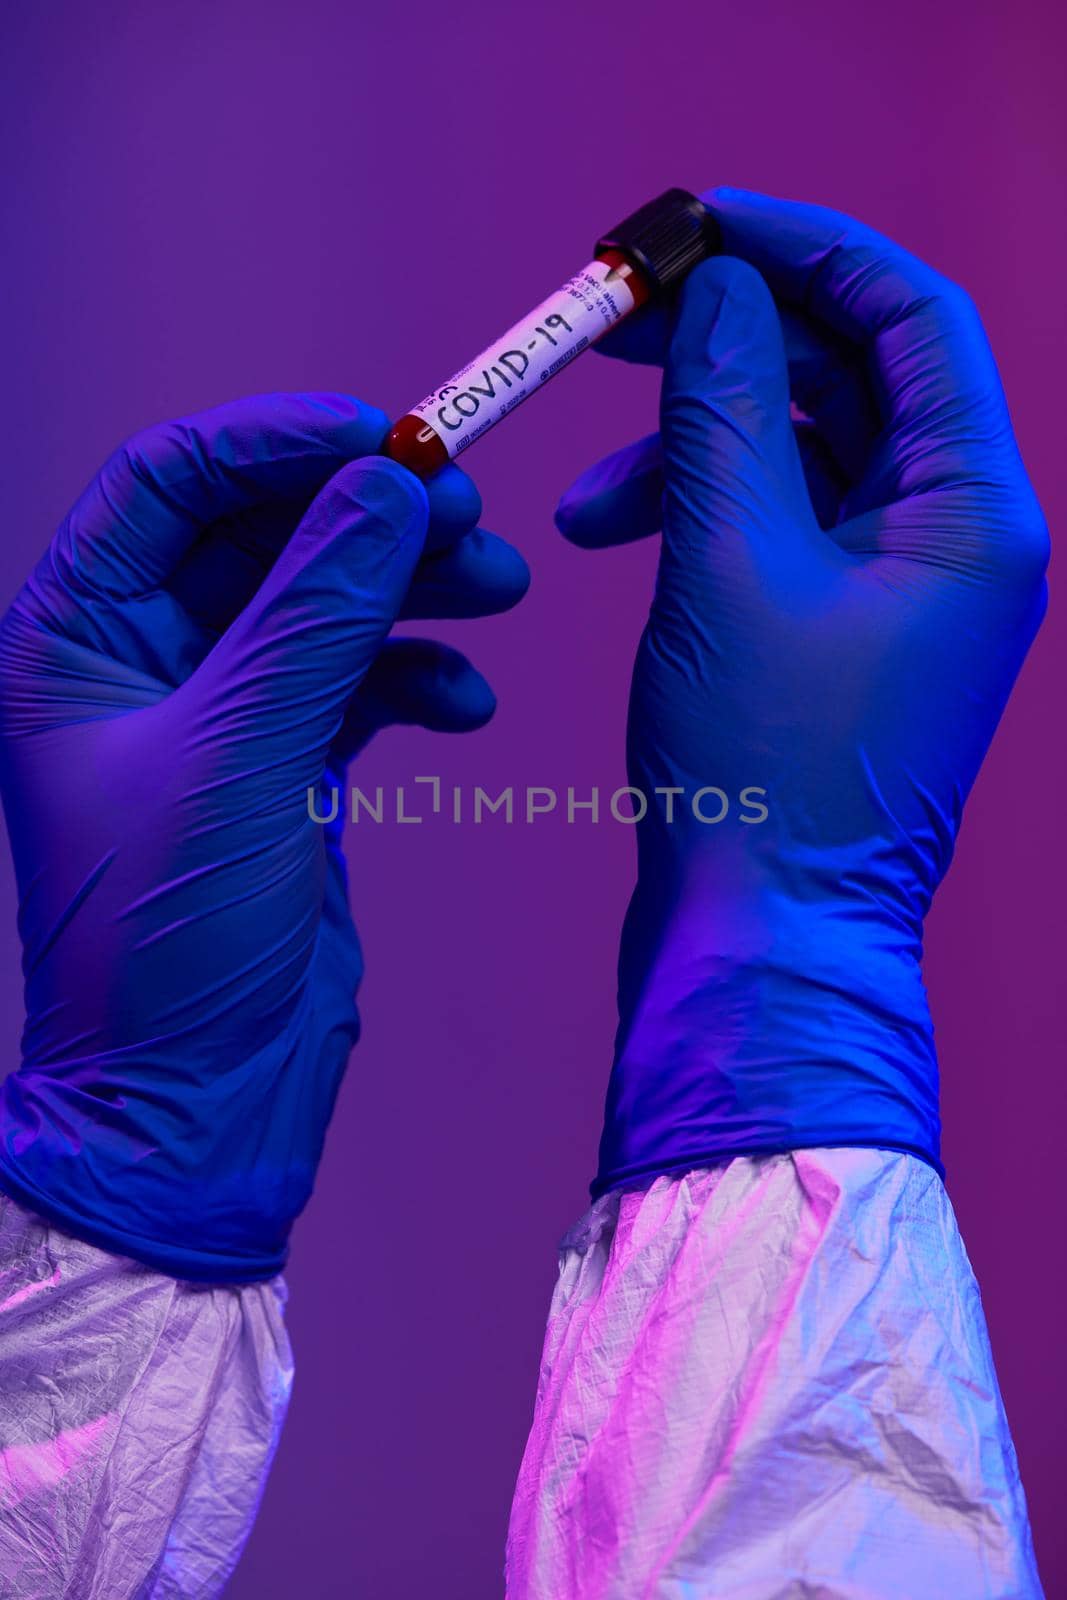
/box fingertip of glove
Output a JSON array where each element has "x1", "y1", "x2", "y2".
[
  {"x1": 399, "y1": 640, "x2": 499, "y2": 731},
  {"x1": 555, "y1": 475, "x2": 617, "y2": 548},
  {"x1": 669, "y1": 259, "x2": 784, "y2": 392},
  {"x1": 329, "y1": 456, "x2": 431, "y2": 545},
  {"x1": 456, "y1": 674, "x2": 498, "y2": 730},
  {"x1": 300, "y1": 391, "x2": 388, "y2": 427},
  {"x1": 503, "y1": 545, "x2": 532, "y2": 606},
  {"x1": 424, "y1": 462, "x2": 484, "y2": 552},
  {"x1": 554, "y1": 436, "x2": 663, "y2": 549},
  {"x1": 554, "y1": 491, "x2": 591, "y2": 547},
  {"x1": 272, "y1": 392, "x2": 392, "y2": 457},
  {"x1": 680, "y1": 255, "x2": 773, "y2": 314},
  {"x1": 702, "y1": 183, "x2": 751, "y2": 204}
]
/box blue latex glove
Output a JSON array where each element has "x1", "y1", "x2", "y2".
[
  {"x1": 0, "y1": 393, "x2": 528, "y2": 1280},
  {"x1": 556, "y1": 189, "x2": 1049, "y2": 1196}
]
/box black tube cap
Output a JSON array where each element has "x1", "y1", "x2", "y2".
[{"x1": 595, "y1": 188, "x2": 721, "y2": 295}]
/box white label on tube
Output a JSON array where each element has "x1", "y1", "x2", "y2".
[{"x1": 408, "y1": 259, "x2": 635, "y2": 460}]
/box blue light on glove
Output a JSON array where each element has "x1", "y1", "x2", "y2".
[
  {"x1": 0, "y1": 393, "x2": 528, "y2": 1280},
  {"x1": 556, "y1": 189, "x2": 1049, "y2": 1197}
]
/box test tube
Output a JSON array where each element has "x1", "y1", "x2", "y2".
[{"x1": 383, "y1": 189, "x2": 721, "y2": 479}]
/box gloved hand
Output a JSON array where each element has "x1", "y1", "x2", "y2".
[
  {"x1": 0, "y1": 393, "x2": 529, "y2": 1280},
  {"x1": 556, "y1": 189, "x2": 1049, "y2": 1195}
]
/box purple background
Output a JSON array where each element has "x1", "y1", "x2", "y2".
[{"x1": 2, "y1": 3, "x2": 1064, "y2": 1595}]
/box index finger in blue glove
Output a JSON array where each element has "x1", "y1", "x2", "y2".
[
  {"x1": 595, "y1": 269, "x2": 876, "y2": 478},
  {"x1": 182, "y1": 456, "x2": 429, "y2": 784},
  {"x1": 163, "y1": 457, "x2": 486, "y2": 644},
  {"x1": 572, "y1": 309, "x2": 875, "y2": 553},
  {"x1": 704, "y1": 186, "x2": 1025, "y2": 501},
  {"x1": 52, "y1": 393, "x2": 393, "y2": 603},
  {"x1": 26, "y1": 394, "x2": 485, "y2": 689},
  {"x1": 52, "y1": 393, "x2": 479, "y2": 617},
  {"x1": 171, "y1": 520, "x2": 530, "y2": 639},
  {"x1": 559, "y1": 301, "x2": 878, "y2": 552}
]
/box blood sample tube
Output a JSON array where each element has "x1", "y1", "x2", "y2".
[{"x1": 383, "y1": 188, "x2": 720, "y2": 478}]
